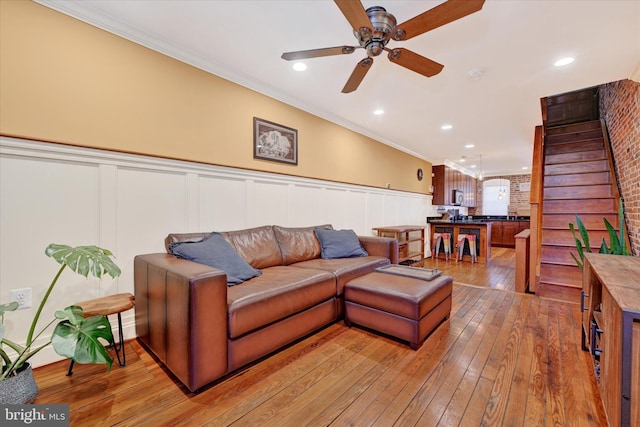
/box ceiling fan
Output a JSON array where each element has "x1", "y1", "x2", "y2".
[{"x1": 281, "y1": 0, "x2": 485, "y2": 93}]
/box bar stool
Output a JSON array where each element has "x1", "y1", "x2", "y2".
[
  {"x1": 66, "y1": 292, "x2": 135, "y2": 376},
  {"x1": 456, "y1": 234, "x2": 477, "y2": 263},
  {"x1": 432, "y1": 232, "x2": 451, "y2": 260}
]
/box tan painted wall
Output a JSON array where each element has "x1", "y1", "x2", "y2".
[{"x1": 0, "y1": 1, "x2": 431, "y2": 193}]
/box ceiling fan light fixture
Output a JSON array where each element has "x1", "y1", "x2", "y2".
[
  {"x1": 554, "y1": 57, "x2": 574, "y2": 67},
  {"x1": 283, "y1": 0, "x2": 487, "y2": 93},
  {"x1": 292, "y1": 62, "x2": 307, "y2": 71}
]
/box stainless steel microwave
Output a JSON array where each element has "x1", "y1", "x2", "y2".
[{"x1": 452, "y1": 189, "x2": 464, "y2": 206}]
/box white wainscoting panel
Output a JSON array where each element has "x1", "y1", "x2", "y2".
[
  {"x1": 252, "y1": 180, "x2": 290, "y2": 227},
  {"x1": 0, "y1": 136, "x2": 432, "y2": 368},
  {"x1": 198, "y1": 175, "x2": 249, "y2": 231}
]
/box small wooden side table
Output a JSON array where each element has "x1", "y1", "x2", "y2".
[
  {"x1": 372, "y1": 225, "x2": 425, "y2": 265},
  {"x1": 66, "y1": 292, "x2": 135, "y2": 376}
]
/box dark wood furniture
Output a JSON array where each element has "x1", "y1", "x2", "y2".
[
  {"x1": 581, "y1": 253, "x2": 640, "y2": 427},
  {"x1": 431, "y1": 165, "x2": 477, "y2": 207},
  {"x1": 430, "y1": 222, "x2": 491, "y2": 263},
  {"x1": 490, "y1": 220, "x2": 530, "y2": 247},
  {"x1": 373, "y1": 226, "x2": 425, "y2": 265},
  {"x1": 514, "y1": 229, "x2": 530, "y2": 293}
]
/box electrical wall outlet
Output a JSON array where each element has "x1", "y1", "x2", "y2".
[{"x1": 9, "y1": 288, "x2": 32, "y2": 310}]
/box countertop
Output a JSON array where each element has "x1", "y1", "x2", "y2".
[
  {"x1": 429, "y1": 220, "x2": 491, "y2": 225},
  {"x1": 428, "y1": 216, "x2": 530, "y2": 225}
]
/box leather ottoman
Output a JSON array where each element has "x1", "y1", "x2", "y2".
[{"x1": 344, "y1": 271, "x2": 453, "y2": 349}]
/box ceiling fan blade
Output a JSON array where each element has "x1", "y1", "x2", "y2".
[
  {"x1": 387, "y1": 48, "x2": 444, "y2": 77},
  {"x1": 281, "y1": 46, "x2": 357, "y2": 61},
  {"x1": 342, "y1": 57, "x2": 373, "y2": 93},
  {"x1": 392, "y1": 0, "x2": 485, "y2": 41},
  {"x1": 334, "y1": 0, "x2": 372, "y2": 37}
]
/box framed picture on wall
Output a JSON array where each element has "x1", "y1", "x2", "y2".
[{"x1": 253, "y1": 117, "x2": 298, "y2": 165}]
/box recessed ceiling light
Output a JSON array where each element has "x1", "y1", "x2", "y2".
[
  {"x1": 468, "y1": 69, "x2": 483, "y2": 80},
  {"x1": 373, "y1": 109, "x2": 384, "y2": 115},
  {"x1": 441, "y1": 124, "x2": 453, "y2": 130},
  {"x1": 459, "y1": 156, "x2": 466, "y2": 162},
  {"x1": 292, "y1": 62, "x2": 307, "y2": 71},
  {"x1": 554, "y1": 57, "x2": 574, "y2": 67},
  {"x1": 522, "y1": 166, "x2": 529, "y2": 170},
  {"x1": 470, "y1": 164, "x2": 477, "y2": 168},
  {"x1": 465, "y1": 144, "x2": 475, "y2": 149}
]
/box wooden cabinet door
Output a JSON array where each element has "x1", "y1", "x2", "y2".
[
  {"x1": 445, "y1": 167, "x2": 452, "y2": 204},
  {"x1": 491, "y1": 222, "x2": 503, "y2": 245},
  {"x1": 502, "y1": 222, "x2": 520, "y2": 246},
  {"x1": 432, "y1": 165, "x2": 445, "y2": 205},
  {"x1": 600, "y1": 286, "x2": 621, "y2": 427},
  {"x1": 469, "y1": 177, "x2": 477, "y2": 207}
]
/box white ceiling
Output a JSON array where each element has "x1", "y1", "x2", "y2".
[{"x1": 39, "y1": 0, "x2": 640, "y2": 177}]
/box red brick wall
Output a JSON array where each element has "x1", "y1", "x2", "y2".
[{"x1": 599, "y1": 79, "x2": 640, "y2": 256}]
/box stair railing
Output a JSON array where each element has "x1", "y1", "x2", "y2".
[{"x1": 529, "y1": 124, "x2": 545, "y2": 292}]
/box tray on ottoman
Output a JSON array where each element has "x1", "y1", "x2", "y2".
[{"x1": 344, "y1": 271, "x2": 452, "y2": 350}]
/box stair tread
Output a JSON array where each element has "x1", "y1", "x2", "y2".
[{"x1": 539, "y1": 118, "x2": 612, "y2": 294}]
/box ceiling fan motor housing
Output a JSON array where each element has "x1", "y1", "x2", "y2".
[{"x1": 355, "y1": 6, "x2": 397, "y2": 57}]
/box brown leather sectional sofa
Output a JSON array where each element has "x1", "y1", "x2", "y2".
[{"x1": 134, "y1": 225, "x2": 398, "y2": 392}]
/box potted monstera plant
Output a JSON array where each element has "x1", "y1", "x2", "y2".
[{"x1": 0, "y1": 244, "x2": 121, "y2": 404}]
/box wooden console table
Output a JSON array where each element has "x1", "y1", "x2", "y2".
[
  {"x1": 581, "y1": 253, "x2": 640, "y2": 427},
  {"x1": 372, "y1": 226, "x2": 424, "y2": 265}
]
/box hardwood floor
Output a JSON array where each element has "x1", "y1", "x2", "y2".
[
  {"x1": 421, "y1": 247, "x2": 518, "y2": 292},
  {"x1": 32, "y1": 249, "x2": 607, "y2": 426}
]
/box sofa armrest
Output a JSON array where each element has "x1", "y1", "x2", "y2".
[
  {"x1": 134, "y1": 253, "x2": 229, "y2": 391},
  {"x1": 358, "y1": 236, "x2": 399, "y2": 264}
]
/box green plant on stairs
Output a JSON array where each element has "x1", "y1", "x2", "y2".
[{"x1": 569, "y1": 199, "x2": 631, "y2": 270}]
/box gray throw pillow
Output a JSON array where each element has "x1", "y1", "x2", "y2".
[
  {"x1": 168, "y1": 232, "x2": 262, "y2": 285},
  {"x1": 314, "y1": 228, "x2": 368, "y2": 259}
]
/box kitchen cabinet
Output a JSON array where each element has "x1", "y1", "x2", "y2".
[
  {"x1": 491, "y1": 220, "x2": 530, "y2": 247},
  {"x1": 491, "y1": 221, "x2": 503, "y2": 246},
  {"x1": 432, "y1": 165, "x2": 477, "y2": 207}
]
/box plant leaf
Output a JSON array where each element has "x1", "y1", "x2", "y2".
[
  {"x1": 618, "y1": 199, "x2": 630, "y2": 256},
  {"x1": 45, "y1": 244, "x2": 121, "y2": 279},
  {"x1": 575, "y1": 216, "x2": 591, "y2": 253},
  {"x1": 599, "y1": 238, "x2": 609, "y2": 254},
  {"x1": 0, "y1": 301, "x2": 19, "y2": 315},
  {"x1": 51, "y1": 311, "x2": 114, "y2": 370},
  {"x1": 603, "y1": 218, "x2": 621, "y2": 254},
  {"x1": 569, "y1": 222, "x2": 586, "y2": 268},
  {"x1": 570, "y1": 252, "x2": 583, "y2": 270}
]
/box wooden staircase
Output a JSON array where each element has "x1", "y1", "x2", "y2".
[{"x1": 537, "y1": 119, "x2": 620, "y2": 300}]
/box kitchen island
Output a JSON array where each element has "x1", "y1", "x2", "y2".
[{"x1": 429, "y1": 221, "x2": 492, "y2": 263}]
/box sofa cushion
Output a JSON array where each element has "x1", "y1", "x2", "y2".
[
  {"x1": 221, "y1": 226, "x2": 284, "y2": 269},
  {"x1": 168, "y1": 232, "x2": 262, "y2": 285},
  {"x1": 292, "y1": 256, "x2": 390, "y2": 295},
  {"x1": 227, "y1": 266, "x2": 335, "y2": 339},
  {"x1": 274, "y1": 224, "x2": 333, "y2": 265},
  {"x1": 314, "y1": 228, "x2": 369, "y2": 259}
]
